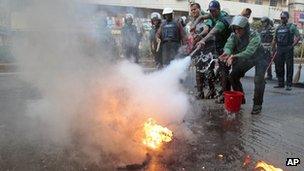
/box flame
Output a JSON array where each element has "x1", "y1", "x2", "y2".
[
  {"x1": 142, "y1": 118, "x2": 173, "y2": 149},
  {"x1": 255, "y1": 161, "x2": 283, "y2": 171}
]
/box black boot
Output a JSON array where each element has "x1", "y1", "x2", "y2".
[{"x1": 251, "y1": 105, "x2": 262, "y2": 115}]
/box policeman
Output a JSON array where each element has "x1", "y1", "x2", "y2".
[
  {"x1": 188, "y1": 2, "x2": 216, "y2": 99},
  {"x1": 220, "y1": 15, "x2": 267, "y2": 115},
  {"x1": 150, "y1": 12, "x2": 162, "y2": 68},
  {"x1": 99, "y1": 17, "x2": 119, "y2": 61},
  {"x1": 121, "y1": 13, "x2": 142, "y2": 63},
  {"x1": 156, "y1": 7, "x2": 186, "y2": 65},
  {"x1": 260, "y1": 17, "x2": 274, "y2": 80},
  {"x1": 196, "y1": 0, "x2": 232, "y2": 103},
  {"x1": 273, "y1": 11, "x2": 300, "y2": 90}
]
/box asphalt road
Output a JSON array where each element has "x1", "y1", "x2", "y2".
[{"x1": 0, "y1": 72, "x2": 303, "y2": 171}]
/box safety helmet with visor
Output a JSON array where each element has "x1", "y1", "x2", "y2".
[{"x1": 230, "y1": 15, "x2": 249, "y2": 30}]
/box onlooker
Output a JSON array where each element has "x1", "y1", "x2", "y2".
[
  {"x1": 149, "y1": 12, "x2": 162, "y2": 68},
  {"x1": 241, "y1": 8, "x2": 252, "y2": 19},
  {"x1": 121, "y1": 13, "x2": 142, "y2": 63},
  {"x1": 260, "y1": 17, "x2": 275, "y2": 80},
  {"x1": 156, "y1": 7, "x2": 186, "y2": 65},
  {"x1": 273, "y1": 11, "x2": 300, "y2": 90}
]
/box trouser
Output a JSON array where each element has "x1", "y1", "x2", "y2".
[
  {"x1": 229, "y1": 58, "x2": 267, "y2": 105},
  {"x1": 195, "y1": 62, "x2": 216, "y2": 93},
  {"x1": 218, "y1": 61, "x2": 231, "y2": 95},
  {"x1": 124, "y1": 47, "x2": 139, "y2": 63},
  {"x1": 274, "y1": 46, "x2": 294, "y2": 86},
  {"x1": 264, "y1": 48, "x2": 273, "y2": 78},
  {"x1": 153, "y1": 50, "x2": 162, "y2": 66},
  {"x1": 162, "y1": 42, "x2": 180, "y2": 65}
]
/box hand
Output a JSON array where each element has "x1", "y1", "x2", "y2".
[
  {"x1": 226, "y1": 55, "x2": 235, "y2": 66},
  {"x1": 156, "y1": 37, "x2": 161, "y2": 44},
  {"x1": 196, "y1": 40, "x2": 205, "y2": 49},
  {"x1": 193, "y1": 34, "x2": 202, "y2": 43},
  {"x1": 218, "y1": 53, "x2": 229, "y2": 62}
]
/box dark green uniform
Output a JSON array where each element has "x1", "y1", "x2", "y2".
[
  {"x1": 260, "y1": 25, "x2": 274, "y2": 79},
  {"x1": 150, "y1": 24, "x2": 162, "y2": 66},
  {"x1": 205, "y1": 12, "x2": 232, "y2": 97},
  {"x1": 121, "y1": 24, "x2": 141, "y2": 63},
  {"x1": 224, "y1": 30, "x2": 267, "y2": 106},
  {"x1": 274, "y1": 23, "x2": 300, "y2": 87}
]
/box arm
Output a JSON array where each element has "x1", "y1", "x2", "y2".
[
  {"x1": 223, "y1": 34, "x2": 236, "y2": 55},
  {"x1": 291, "y1": 24, "x2": 300, "y2": 46},
  {"x1": 177, "y1": 22, "x2": 187, "y2": 45},
  {"x1": 199, "y1": 21, "x2": 225, "y2": 44},
  {"x1": 191, "y1": 14, "x2": 211, "y2": 30}
]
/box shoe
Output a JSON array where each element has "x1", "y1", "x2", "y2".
[
  {"x1": 251, "y1": 105, "x2": 262, "y2": 115},
  {"x1": 273, "y1": 85, "x2": 284, "y2": 88},
  {"x1": 196, "y1": 92, "x2": 204, "y2": 99},
  {"x1": 215, "y1": 95, "x2": 224, "y2": 104},
  {"x1": 285, "y1": 86, "x2": 292, "y2": 91}
]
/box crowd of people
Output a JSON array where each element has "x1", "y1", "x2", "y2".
[{"x1": 118, "y1": 1, "x2": 301, "y2": 115}]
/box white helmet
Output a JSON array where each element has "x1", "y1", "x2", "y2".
[
  {"x1": 162, "y1": 7, "x2": 173, "y2": 15},
  {"x1": 125, "y1": 13, "x2": 134, "y2": 20},
  {"x1": 230, "y1": 15, "x2": 249, "y2": 28},
  {"x1": 151, "y1": 12, "x2": 161, "y2": 20}
]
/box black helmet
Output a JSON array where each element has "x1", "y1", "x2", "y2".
[
  {"x1": 208, "y1": 1, "x2": 220, "y2": 11},
  {"x1": 261, "y1": 17, "x2": 270, "y2": 23},
  {"x1": 280, "y1": 11, "x2": 289, "y2": 19}
]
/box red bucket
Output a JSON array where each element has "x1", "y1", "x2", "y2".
[{"x1": 224, "y1": 91, "x2": 244, "y2": 113}]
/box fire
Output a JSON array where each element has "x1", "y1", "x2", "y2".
[
  {"x1": 142, "y1": 118, "x2": 173, "y2": 149},
  {"x1": 255, "y1": 161, "x2": 283, "y2": 171}
]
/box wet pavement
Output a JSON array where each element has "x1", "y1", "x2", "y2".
[{"x1": 0, "y1": 71, "x2": 304, "y2": 171}]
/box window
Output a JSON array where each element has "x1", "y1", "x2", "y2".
[
  {"x1": 270, "y1": 0, "x2": 278, "y2": 7},
  {"x1": 255, "y1": 0, "x2": 262, "y2": 5}
]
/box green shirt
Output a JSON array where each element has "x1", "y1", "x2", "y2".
[
  {"x1": 205, "y1": 11, "x2": 229, "y2": 32},
  {"x1": 224, "y1": 30, "x2": 261, "y2": 59},
  {"x1": 274, "y1": 23, "x2": 300, "y2": 38}
]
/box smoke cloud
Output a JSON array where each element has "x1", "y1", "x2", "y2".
[{"x1": 10, "y1": 0, "x2": 191, "y2": 168}]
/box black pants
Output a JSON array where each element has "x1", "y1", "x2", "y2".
[
  {"x1": 218, "y1": 61, "x2": 231, "y2": 94},
  {"x1": 229, "y1": 58, "x2": 267, "y2": 105},
  {"x1": 152, "y1": 48, "x2": 162, "y2": 66},
  {"x1": 124, "y1": 47, "x2": 139, "y2": 63},
  {"x1": 274, "y1": 46, "x2": 294, "y2": 86},
  {"x1": 195, "y1": 61, "x2": 216, "y2": 94},
  {"x1": 264, "y1": 48, "x2": 273, "y2": 78},
  {"x1": 162, "y1": 42, "x2": 180, "y2": 65}
]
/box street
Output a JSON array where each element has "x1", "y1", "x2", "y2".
[{"x1": 0, "y1": 71, "x2": 303, "y2": 171}]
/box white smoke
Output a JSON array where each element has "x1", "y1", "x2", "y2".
[{"x1": 10, "y1": 0, "x2": 191, "y2": 167}]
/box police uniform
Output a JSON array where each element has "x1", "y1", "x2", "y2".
[
  {"x1": 150, "y1": 23, "x2": 162, "y2": 66},
  {"x1": 260, "y1": 25, "x2": 274, "y2": 79},
  {"x1": 121, "y1": 24, "x2": 141, "y2": 63},
  {"x1": 205, "y1": 11, "x2": 232, "y2": 100},
  {"x1": 274, "y1": 23, "x2": 300, "y2": 87},
  {"x1": 160, "y1": 20, "x2": 182, "y2": 65}
]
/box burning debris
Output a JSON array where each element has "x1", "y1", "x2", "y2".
[
  {"x1": 143, "y1": 118, "x2": 173, "y2": 150},
  {"x1": 255, "y1": 161, "x2": 283, "y2": 171}
]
